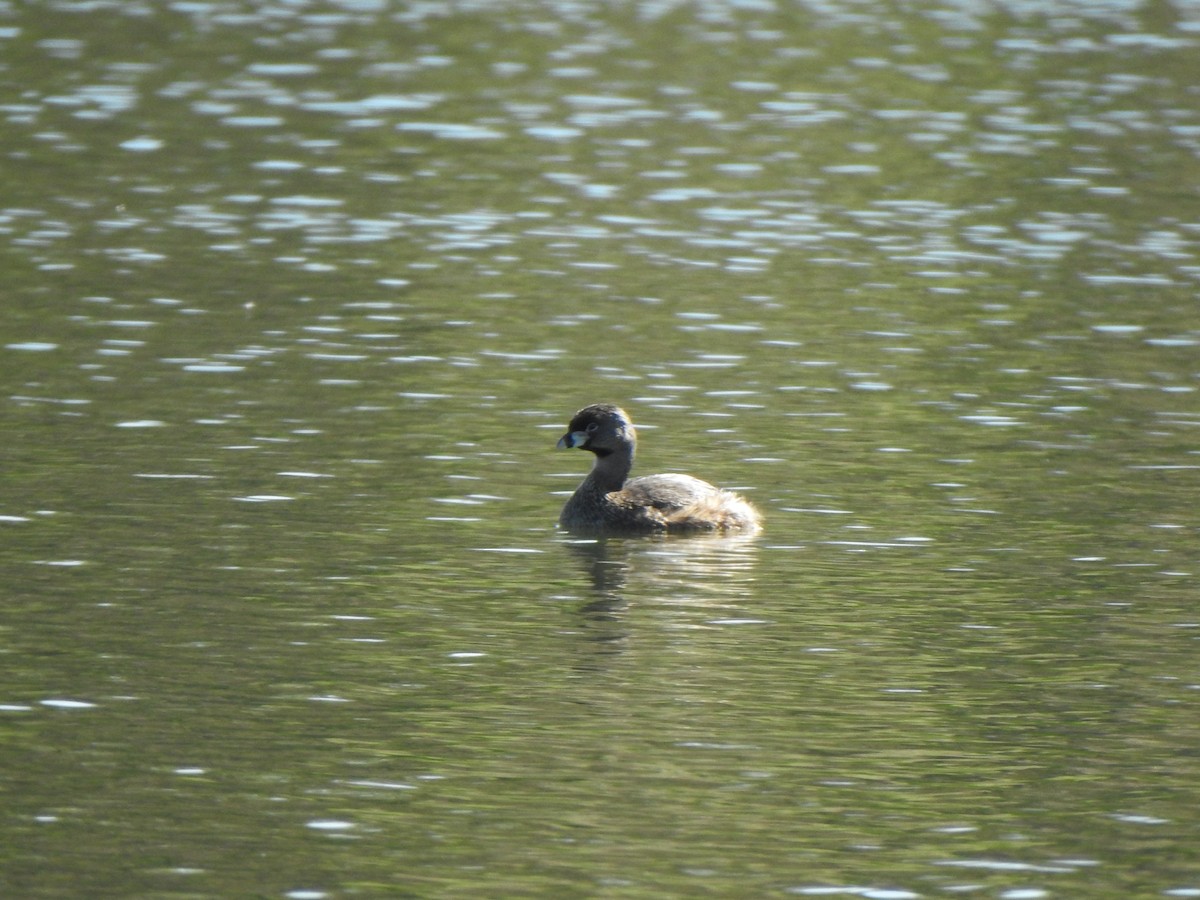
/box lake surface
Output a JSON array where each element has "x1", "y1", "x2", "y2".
[{"x1": 2, "y1": 1, "x2": 1199, "y2": 896}]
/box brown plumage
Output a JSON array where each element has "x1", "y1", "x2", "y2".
[{"x1": 555, "y1": 403, "x2": 762, "y2": 536}]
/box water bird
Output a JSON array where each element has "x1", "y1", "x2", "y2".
[{"x1": 556, "y1": 403, "x2": 762, "y2": 535}]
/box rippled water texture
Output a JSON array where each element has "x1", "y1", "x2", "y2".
[{"x1": 2, "y1": 1, "x2": 1199, "y2": 897}]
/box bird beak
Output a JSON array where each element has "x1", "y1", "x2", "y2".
[{"x1": 557, "y1": 431, "x2": 586, "y2": 449}]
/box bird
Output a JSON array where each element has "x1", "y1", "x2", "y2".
[{"x1": 555, "y1": 403, "x2": 761, "y2": 535}]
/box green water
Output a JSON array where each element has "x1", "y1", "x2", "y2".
[{"x1": 2, "y1": 1, "x2": 1198, "y2": 896}]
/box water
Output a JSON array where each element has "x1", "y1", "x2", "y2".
[{"x1": 2, "y1": 0, "x2": 1199, "y2": 896}]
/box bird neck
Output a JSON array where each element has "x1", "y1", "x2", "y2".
[{"x1": 587, "y1": 443, "x2": 633, "y2": 493}]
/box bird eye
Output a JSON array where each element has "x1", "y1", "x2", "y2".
[{"x1": 586, "y1": 422, "x2": 599, "y2": 433}]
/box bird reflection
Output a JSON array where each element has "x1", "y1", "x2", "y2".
[{"x1": 559, "y1": 533, "x2": 761, "y2": 667}]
